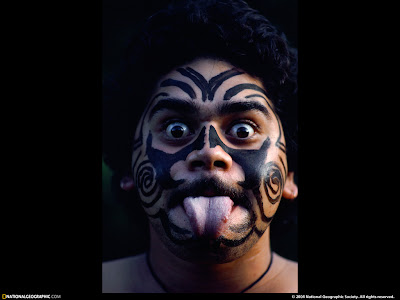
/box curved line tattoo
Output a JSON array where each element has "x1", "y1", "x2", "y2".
[
  {"x1": 279, "y1": 155, "x2": 287, "y2": 177},
  {"x1": 223, "y1": 83, "x2": 268, "y2": 101},
  {"x1": 148, "y1": 209, "x2": 193, "y2": 245},
  {"x1": 208, "y1": 125, "x2": 270, "y2": 191},
  {"x1": 264, "y1": 162, "x2": 284, "y2": 205},
  {"x1": 208, "y1": 69, "x2": 244, "y2": 100},
  {"x1": 160, "y1": 78, "x2": 196, "y2": 99},
  {"x1": 133, "y1": 92, "x2": 169, "y2": 152},
  {"x1": 146, "y1": 126, "x2": 206, "y2": 189},
  {"x1": 223, "y1": 85, "x2": 286, "y2": 154},
  {"x1": 216, "y1": 226, "x2": 256, "y2": 247},
  {"x1": 136, "y1": 160, "x2": 158, "y2": 197},
  {"x1": 215, "y1": 222, "x2": 266, "y2": 248},
  {"x1": 176, "y1": 67, "x2": 244, "y2": 101},
  {"x1": 141, "y1": 188, "x2": 163, "y2": 208},
  {"x1": 253, "y1": 187, "x2": 274, "y2": 223},
  {"x1": 176, "y1": 67, "x2": 209, "y2": 101},
  {"x1": 135, "y1": 160, "x2": 163, "y2": 208},
  {"x1": 244, "y1": 93, "x2": 286, "y2": 153}
]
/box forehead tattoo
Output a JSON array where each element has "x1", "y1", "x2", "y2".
[
  {"x1": 167, "y1": 67, "x2": 245, "y2": 102},
  {"x1": 132, "y1": 65, "x2": 287, "y2": 249}
]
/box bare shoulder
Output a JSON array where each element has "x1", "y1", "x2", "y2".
[
  {"x1": 102, "y1": 253, "x2": 149, "y2": 293},
  {"x1": 267, "y1": 252, "x2": 298, "y2": 293}
]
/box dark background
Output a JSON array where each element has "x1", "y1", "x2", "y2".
[{"x1": 102, "y1": 0, "x2": 299, "y2": 263}]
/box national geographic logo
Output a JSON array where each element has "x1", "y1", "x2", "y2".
[{"x1": 2, "y1": 295, "x2": 61, "y2": 299}]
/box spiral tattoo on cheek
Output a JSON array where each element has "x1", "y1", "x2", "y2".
[
  {"x1": 135, "y1": 160, "x2": 162, "y2": 208},
  {"x1": 264, "y1": 162, "x2": 284, "y2": 205}
]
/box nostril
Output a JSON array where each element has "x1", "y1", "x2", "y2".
[{"x1": 214, "y1": 160, "x2": 226, "y2": 169}]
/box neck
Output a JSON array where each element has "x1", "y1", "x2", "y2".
[{"x1": 148, "y1": 226, "x2": 273, "y2": 293}]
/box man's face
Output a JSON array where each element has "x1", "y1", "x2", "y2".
[{"x1": 132, "y1": 58, "x2": 287, "y2": 263}]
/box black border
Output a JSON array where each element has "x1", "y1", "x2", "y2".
[{"x1": 1, "y1": 0, "x2": 398, "y2": 297}]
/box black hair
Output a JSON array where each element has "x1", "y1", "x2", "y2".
[{"x1": 103, "y1": 0, "x2": 298, "y2": 179}]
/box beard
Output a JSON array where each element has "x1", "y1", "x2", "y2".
[{"x1": 147, "y1": 176, "x2": 265, "y2": 263}]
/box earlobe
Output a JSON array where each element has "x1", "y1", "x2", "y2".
[
  {"x1": 282, "y1": 171, "x2": 298, "y2": 200},
  {"x1": 120, "y1": 176, "x2": 135, "y2": 191}
]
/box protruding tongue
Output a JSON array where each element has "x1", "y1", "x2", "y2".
[{"x1": 183, "y1": 196, "x2": 234, "y2": 238}]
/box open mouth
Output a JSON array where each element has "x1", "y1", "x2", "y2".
[
  {"x1": 167, "y1": 178, "x2": 249, "y2": 209},
  {"x1": 166, "y1": 179, "x2": 253, "y2": 239}
]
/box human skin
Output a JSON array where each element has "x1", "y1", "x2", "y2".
[{"x1": 128, "y1": 57, "x2": 296, "y2": 264}]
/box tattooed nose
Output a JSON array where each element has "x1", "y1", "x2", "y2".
[
  {"x1": 187, "y1": 145, "x2": 232, "y2": 171},
  {"x1": 186, "y1": 126, "x2": 232, "y2": 171}
]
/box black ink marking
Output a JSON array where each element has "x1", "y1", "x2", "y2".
[
  {"x1": 146, "y1": 127, "x2": 206, "y2": 189},
  {"x1": 208, "y1": 69, "x2": 245, "y2": 100},
  {"x1": 254, "y1": 226, "x2": 266, "y2": 237},
  {"x1": 133, "y1": 92, "x2": 169, "y2": 152},
  {"x1": 244, "y1": 94, "x2": 287, "y2": 154},
  {"x1": 141, "y1": 188, "x2": 163, "y2": 208},
  {"x1": 208, "y1": 125, "x2": 277, "y2": 227},
  {"x1": 143, "y1": 125, "x2": 276, "y2": 248},
  {"x1": 160, "y1": 78, "x2": 196, "y2": 99},
  {"x1": 279, "y1": 155, "x2": 287, "y2": 177},
  {"x1": 148, "y1": 209, "x2": 193, "y2": 245},
  {"x1": 223, "y1": 84, "x2": 268, "y2": 101},
  {"x1": 208, "y1": 125, "x2": 279, "y2": 225},
  {"x1": 216, "y1": 209, "x2": 269, "y2": 248},
  {"x1": 136, "y1": 160, "x2": 158, "y2": 197},
  {"x1": 253, "y1": 187, "x2": 275, "y2": 223},
  {"x1": 264, "y1": 162, "x2": 284, "y2": 205},
  {"x1": 228, "y1": 210, "x2": 256, "y2": 233},
  {"x1": 176, "y1": 67, "x2": 209, "y2": 101},
  {"x1": 216, "y1": 226, "x2": 256, "y2": 247},
  {"x1": 135, "y1": 160, "x2": 162, "y2": 208},
  {"x1": 215, "y1": 217, "x2": 267, "y2": 248},
  {"x1": 208, "y1": 125, "x2": 270, "y2": 191},
  {"x1": 218, "y1": 101, "x2": 270, "y2": 119},
  {"x1": 176, "y1": 67, "x2": 243, "y2": 101}
]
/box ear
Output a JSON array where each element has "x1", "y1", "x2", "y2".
[
  {"x1": 120, "y1": 176, "x2": 135, "y2": 191},
  {"x1": 282, "y1": 171, "x2": 298, "y2": 200}
]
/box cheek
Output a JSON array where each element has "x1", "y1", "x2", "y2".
[
  {"x1": 258, "y1": 150, "x2": 287, "y2": 218},
  {"x1": 263, "y1": 161, "x2": 285, "y2": 205},
  {"x1": 132, "y1": 142, "x2": 166, "y2": 213},
  {"x1": 234, "y1": 136, "x2": 285, "y2": 212}
]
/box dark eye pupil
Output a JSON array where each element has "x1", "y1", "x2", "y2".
[
  {"x1": 236, "y1": 127, "x2": 249, "y2": 138},
  {"x1": 171, "y1": 126, "x2": 184, "y2": 138}
]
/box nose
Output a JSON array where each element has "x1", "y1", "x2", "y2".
[{"x1": 186, "y1": 144, "x2": 232, "y2": 171}]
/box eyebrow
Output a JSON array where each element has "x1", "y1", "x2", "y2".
[
  {"x1": 218, "y1": 101, "x2": 270, "y2": 119},
  {"x1": 148, "y1": 98, "x2": 198, "y2": 120},
  {"x1": 148, "y1": 98, "x2": 270, "y2": 122}
]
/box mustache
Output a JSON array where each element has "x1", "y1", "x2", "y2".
[{"x1": 167, "y1": 178, "x2": 252, "y2": 210}]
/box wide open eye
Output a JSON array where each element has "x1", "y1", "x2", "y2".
[
  {"x1": 228, "y1": 123, "x2": 255, "y2": 139},
  {"x1": 166, "y1": 122, "x2": 190, "y2": 139}
]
